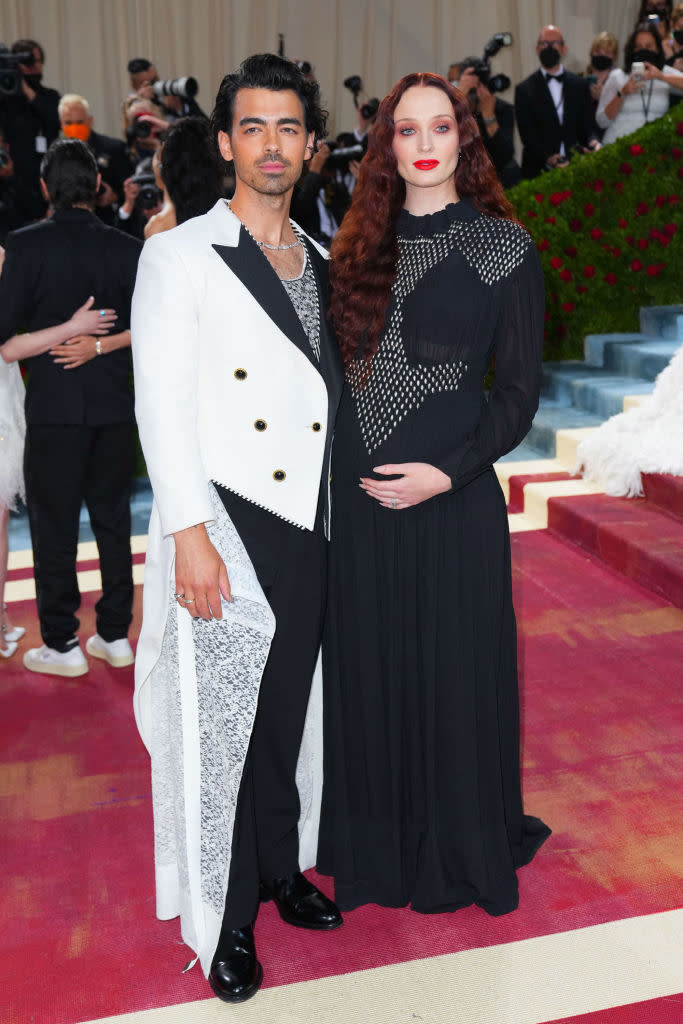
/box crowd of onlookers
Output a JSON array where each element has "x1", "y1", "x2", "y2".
[
  {"x1": 1, "y1": 3, "x2": 683, "y2": 247},
  {"x1": 449, "y1": 2, "x2": 683, "y2": 183}
]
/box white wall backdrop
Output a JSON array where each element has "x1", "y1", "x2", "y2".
[{"x1": 0, "y1": 0, "x2": 644, "y2": 139}]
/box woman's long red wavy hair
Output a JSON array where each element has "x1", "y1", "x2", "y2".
[{"x1": 329, "y1": 72, "x2": 514, "y2": 367}]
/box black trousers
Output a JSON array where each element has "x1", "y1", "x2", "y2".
[
  {"x1": 24, "y1": 423, "x2": 135, "y2": 651},
  {"x1": 216, "y1": 488, "x2": 327, "y2": 930}
]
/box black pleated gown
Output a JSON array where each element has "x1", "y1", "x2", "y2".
[{"x1": 317, "y1": 200, "x2": 551, "y2": 915}]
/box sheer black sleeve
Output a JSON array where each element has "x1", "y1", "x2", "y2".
[{"x1": 436, "y1": 244, "x2": 545, "y2": 492}]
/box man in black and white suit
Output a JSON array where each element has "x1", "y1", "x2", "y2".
[
  {"x1": 131, "y1": 55, "x2": 344, "y2": 1004},
  {"x1": 515, "y1": 24, "x2": 600, "y2": 179},
  {"x1": 0, "y1": 139, "x2": 142, "y2": 677}
]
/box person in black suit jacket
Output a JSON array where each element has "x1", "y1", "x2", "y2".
[
  {"x1": 0, "y1": 39, "x2": 60, "y2": 223},
  {"x1": 448, "y1": 59, "x2": 522, "y2": 187},
  {"x1": 58, "y1": 94, "x2": 135, "y2": 225},
  {"x1": 515, "y1": 24, "x2": 600, "y2": 179},
  {"x1": 0, "y1": 139, "x2": 142, "y2": 677}
]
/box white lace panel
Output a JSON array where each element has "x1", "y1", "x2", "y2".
[{"x1": 149, "y1": 483, "x2": 275, "y2": 963}]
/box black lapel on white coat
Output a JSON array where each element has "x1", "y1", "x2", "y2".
[{"x1": 212, "y1": 226, "x2": 318, "y2": 370}]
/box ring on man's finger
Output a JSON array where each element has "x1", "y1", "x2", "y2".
[
  {"x1": 174, "y1": 592, "x2": 185, "y2": 600},
  {"x1": 183, "y1": 597, "x2": 196, "y2": 604}
]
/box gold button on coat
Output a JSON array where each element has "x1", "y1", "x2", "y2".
[
  {"x1": 254, "y1": 419, "x2": 267, "y2": 431},
  {"x1": 234, "y1": 368, "x2": 247, "y2": 380},
  {"x1": 273, "y1": 470, "x2": 286, "y2": 481},
  {"x1": 312, "y1": 421, "x2": 321, "y2": 431}
]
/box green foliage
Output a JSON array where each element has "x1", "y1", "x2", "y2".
[{"x1": 507, "y1": 112, "x2": 683, "y2": 360}]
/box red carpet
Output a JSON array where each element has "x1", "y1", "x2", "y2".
[
  {"x1": 2, "y1": 530, "x2": 682, "y2": 1023},
  {"x1": 547, "y1": 995, "x2": 683, "y2": 1023}
]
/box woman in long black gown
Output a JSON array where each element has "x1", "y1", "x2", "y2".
[{"x1": 317, "y1": 73, "x2": 550, "y2": 916}]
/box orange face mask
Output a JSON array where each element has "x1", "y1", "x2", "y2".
[{"x1": 63, "y1": 122, "x2": 91, "y2": 142}]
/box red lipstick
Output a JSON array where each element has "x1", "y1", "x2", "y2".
[{"x1": 413, "y1": 159, "x2": 439, "y2": 170}]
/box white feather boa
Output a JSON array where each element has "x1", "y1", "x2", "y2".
[{"x1": 577, "y1": 344, "x2": 683, "y2": 497}]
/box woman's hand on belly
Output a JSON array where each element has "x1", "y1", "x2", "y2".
[{"x1": 360, "y1": 463, "x2": 451, "y2": 510}]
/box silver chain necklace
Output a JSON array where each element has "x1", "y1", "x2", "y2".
[
  {"x1": 256, "y1": 237, "x2": 301, "y2": 251},
  {"x1": 227, "y1": 200, "x2": 301, "y2": 251}
]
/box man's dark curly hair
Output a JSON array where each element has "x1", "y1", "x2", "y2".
[
  {"x1": 160, "y1": 117, "x2": 223, "y2": 223},
  {"x1": 209, "y1": 53, "x2": 327, "y2": 165}
]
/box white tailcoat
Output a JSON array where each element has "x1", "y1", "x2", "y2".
[{"x1": 131, "y1": 200, "x2": 339, "y2": 974}]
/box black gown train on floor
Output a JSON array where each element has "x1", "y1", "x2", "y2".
[{"x1": 317, "y1": 199, "x2": 551, "y2": 915}]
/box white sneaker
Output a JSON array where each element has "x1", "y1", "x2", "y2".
[
  {"x1": 1, "y1": 640, "x2": 18, "y2": 659},
  {"x1": 23, "y1": 644, "x2": 89, "y2": 677},
  {"x1": 86, "y1": 633, "x2": 134, "y2": 668},
  {"x1": 2, "y1": 625, "x2": 25, "y2": 642}
]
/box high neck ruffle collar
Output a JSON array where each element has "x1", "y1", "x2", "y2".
[{"x1": 397, "y1": 197, "x2": 479, "y2": 238}]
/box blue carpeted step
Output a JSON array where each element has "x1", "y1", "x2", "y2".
[
  {"x1": 542, "y1": 361, "x2": 655, "y2": 416},
  {"x1": 526, "y1": 400, "x2": 603, "y2": 457},
  {"x1": 569, "y1": 375, "x2": 654, "y2": 418},
  {"x1": 609, "y1": 340, "x2": 681, "y2": 380},
  {"x1": 639, "y1": 304, "x2": 683, "y2": 341},
  {"x1": 583, "y1": 332, "x2": 648, "y2": 369},
  {"x1": 497, "y1": 438, "x2": 549, "y2": 463}
]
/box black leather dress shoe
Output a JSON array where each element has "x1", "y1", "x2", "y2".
[
  {"x1": 261, "y1": 871, "x2": 343, "y2": 930},
  {"x1": 208, "y1": 924, "x2": 263, "y2": 1002}
]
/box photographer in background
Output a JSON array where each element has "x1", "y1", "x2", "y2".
[
  {"x1": 597, "y1": 20, "x2": 683, "y2": 144},
  {"x1": 637, "y1": 1, "x2": 675, "y2": 61},
  {"x1": 126, "y1": 57, "x2": 206, "y2": 121},
  {"x1": 59, "y1": 94, "x2": 134, "y2": 225},
  {"x1": 448, "y1": 57, "x2": 521, "y2": 187},
  {"x1": 116, "y1": 168, "x2": 162, "y2": 240},
  {"x1": 143, "y1": 116, "x2": 224, "y2": 238},
  {"x1": 515, "y1": 24, "x2": 600, "y2": 179},
  {"x1": 121, "y1": 96, "x2": 168, "y2": 165},
  {"x1": 669, "y1": 3, "x2": 683, "y2": 78},
  {"x1": 0, "y1": 39, "x2": 60, "y2": 223},
  {"x1": 291, "y1": 136, "x2": 358, "y2": 248}
]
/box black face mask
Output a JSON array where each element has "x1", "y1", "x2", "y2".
[
  {"x1": 673, "y1": 29, "x2": 683, "y2": 45},
  {"x1": 539, "y1": 45, "x2": 561, "y2": 70},
  {"x1": 23, "y1": 72, "x2": 43, "y2": 90},
  {"x1": 591, "y1": 54, "x2": 613, "y2": 71},
  {"x1": 632, "y1": 48, "x2": 665, "y2": 69}
]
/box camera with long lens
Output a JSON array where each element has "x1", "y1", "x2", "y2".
[
  {"x1": 0, "y1": 45, "x2": 33, "y2": 98},
  {"x1": 467, "y1": 32, "x2": 513, "y2": 94},
  {"x1": 326, "y1": 141, "x2": 365, "y2": 168},
  {"x1": 152, "y1": 76, "x2": 198, "y2": 100},
  {"x1": 130, "y1": 172, "x2": 162, "y2": 210}
]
